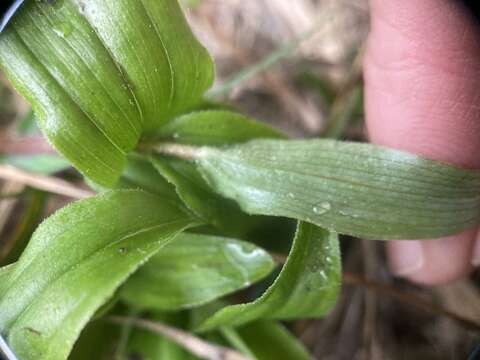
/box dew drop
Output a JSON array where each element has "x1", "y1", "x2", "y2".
[
  {"x1": 319, "y1": 270, "x2": 327, "y2": 280},
  {"x1": 312, "y1": 202, "x2": 331, "y2": 215},
  {"x1": 287, "y1": 192, "x2": 295, "y2": 199}
]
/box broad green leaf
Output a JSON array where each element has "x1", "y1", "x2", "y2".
[
  {"x1": 121, "y1": 233, "x2": 275, "y2": 310},
  {"x1": 151, "y1": 156, "x2": 261, "y2": 236},
  {"x1": 0, "y1": 190, "x2": 196, "y2": 360},
  {"x1": 154, "y1": 110, "x2": 286, "y2": 146},
  {"x1": 150, "y1": 110, "x2": 285, "y2": 235},
  {"x1": 0, "y1": 0, "x2": 214, "y2": 186},
  {"x1": 197, "y1": 222, "x2": 341, "y2": 331},
  {"x1": 195, "y1": 139, "x2": 480, "y2": 240},
  {"x1": 222, "y1": 320, "x2": 313, "y2": 360}
]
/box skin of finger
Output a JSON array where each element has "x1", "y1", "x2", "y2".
[
  {"x1": 365, "y1": 0, "x2": 480, "y2": 284},
  {"x1": 386, "y1": 230, "x2": 476, "y2": 285}
]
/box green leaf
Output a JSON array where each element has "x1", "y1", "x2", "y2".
[
  {"x1": 149, "y1": 110, "x2": 285, "y2": 235},
  {"x1": 197, "y1": 222, "x2": 341, "y2": 331},
  {"x1": 121, "y1": 232, "x2": 275, "y2": 311},
  {"x1": 0, "y1": 0, "x2": 214, "y2": 186},
  {"x1": 195, "y1": 139, "x2": 480, "y2": 240},
  {"x1": 222, "y1": 320, "x2": 313, "y2": 360},
  {"x1": 0, "y1": 190, "x2": 196, "y2": 360},
  {"x1": 154, "y1": 110, "x2": 286, "y2": 146},
  {"x1": 151, "y1": 156, "x2": 261, "y2": 236}
]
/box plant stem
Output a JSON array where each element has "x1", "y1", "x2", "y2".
[{"x1": 140, "y1": 142, "x2": 208, "y2": 161}]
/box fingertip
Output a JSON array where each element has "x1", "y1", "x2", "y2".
[
  {"x1": 367, "y1": 0, "x2": 480, "y2": 285},
  {"x1": 365, "y1": 0, "x2": 480, "y2": 168},
  {"x1": 472, "y1": 231, "x2": 480, "y2": 267},
  {"x1": 387, "y1": 240, "x2": 424, "y2": 277},
  {"x1": 387, "y1": 229, "x2": 477, "y2": 285}
]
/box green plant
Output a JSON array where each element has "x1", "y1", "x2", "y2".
[{"x1": 0, "y1": 1, "x2": 479, "y2": 359}]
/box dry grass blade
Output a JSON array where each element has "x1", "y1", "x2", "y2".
[
  {"x1": 206, "y1": 24, "x2": 320, "y2": 99},
  {"x1": 0, "y1": 165, "x2": 93, "y2": 199},
  {"x1": 107, "y1": 316, "x2": 251, "y2": 360}
]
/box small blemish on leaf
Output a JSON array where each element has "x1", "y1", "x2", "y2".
[{"x1": 24, "y1": 327, "x2": 42, "y2": 336}]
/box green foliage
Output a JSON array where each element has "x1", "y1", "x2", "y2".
[
  {"x1": 153, "y1": 110, "x2": 286, "y2": 146},
  {"x1": 0, "y1": 0, "x2": 213, "y2": 186},
  {"x1": 151, "y1": 156, "x2": 258, "y2": 236},
  {"x1": 222, "y1": 320, "x2": 313, "y2": 360},
  {"x1": 197, "y1": 222, "x2": 340, "y2": 331},
  {"x1": 150, "y1": 110, "x2": 285, "y2": 235},
  {"x1": 0, "y1": 190, "x2": 196, "y2": 359},
  {"x1": 121, "y1": 233, "x2": 275, "y2": 311},
  {"x1": 0, "y1": 0, "x2": 478, "y2": 359},
  {"x1": 195, "y1": 139, "x2": 480, "y2": 239}
]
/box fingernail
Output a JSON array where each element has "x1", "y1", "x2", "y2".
[
  {"x1": 387, "y1": 240, "x2": 424, "y2": 276},
  {"x1": 472, "y1": 236, "x2": 480, "y2": 267}
]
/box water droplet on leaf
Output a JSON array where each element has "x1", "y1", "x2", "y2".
[{"x1": 313, "y1": 202, "x2": 331, "y2": 215}]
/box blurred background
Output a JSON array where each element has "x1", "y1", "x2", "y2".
[{"x1": 0, "y1": 1, "x2": 479, "y2": 359}]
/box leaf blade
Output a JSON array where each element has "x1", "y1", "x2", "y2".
[
  {"x1": 0, "y1": 190, "x2": 196, "y2": 360},
  {"x1": 155, "y1": 110, "x2": 286, "y2": 146},
  {"x1": 197, "y1": 222, "x2": 341, "y2": 331},
  {"x1": 0, "y1": 0, "x2": 214, "y2": 186},
  {"x1": 121, "y1": 232, "x2": 275, "y2": 310},
  {"x1": 149, "y1": 110, "x2": 285, "y2": 235},
  {"x1": 196, "y1": 139, "x2": 480, "y2": 239},
  {"x1": 222, "y1": 320, "x2": 314, "y2": 360}
]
